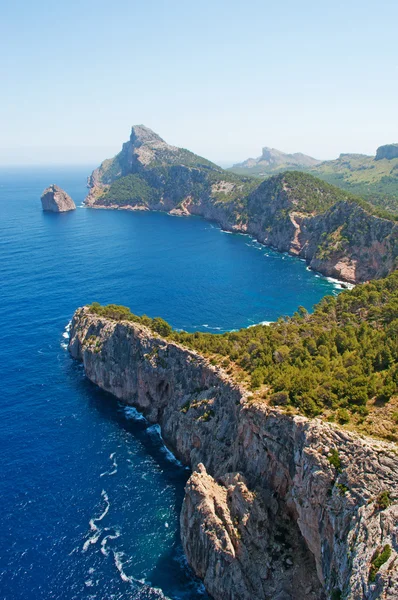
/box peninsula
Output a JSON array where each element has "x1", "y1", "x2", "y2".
[{"x1": 85, "y1": 126, "x2": 398, "y2": 284}]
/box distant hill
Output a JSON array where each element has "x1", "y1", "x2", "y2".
[
  {"x1": 311, "y1": 145, "x2": 398, "y2": 212},
  {"x1": 230, "y1": 147, "x2": 321, "y2": 177},
  {"x1": 229, "y1": 143, "x2": 398, "y2": 214}
]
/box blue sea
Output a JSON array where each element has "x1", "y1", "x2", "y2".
[{"x1": 0, "y1": 166, "x2": 339, "y2": 600}]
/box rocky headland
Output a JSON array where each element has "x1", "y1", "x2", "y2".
[
  {"x1": 41, "y1": 184, "x2": 76, "y2": 212},
  {"x1": 84, "y1": 126, "x2": 398, "y2": 284},
  {"x1": 69, "y1": 307, "x2": 398, "y2": 600}
]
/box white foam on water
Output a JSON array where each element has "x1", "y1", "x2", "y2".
[
  {"x1": 100, "y1": 454, "x2": 118, "y2": 477},
  {"x1": 146, "y1": 424, "x2": 184, "y2": 467},
  {"x1": 248, "y1": 320, "x2": 273, "y2": 328},
  {"x1": 100, "y1": 531, "x2": 120, "y2": 557},
  {"x1": 325, "y1": 276, "x2": 355, "y2": 290},
  {"x1": 113, "y1": 551, "x2": 133, "y2": 583},
  {"x1": 123, "y1": 406, "x2": 147, "y2": 423},
  {"x1": 82, "y1": 533, "x2": 101, "y2": 553},
  {"x1": 85, "y1": 580, "x2": 94, "y2": 587},
  {"x1": 82, "y1": 490, "x2": 110, "y2": 552}
]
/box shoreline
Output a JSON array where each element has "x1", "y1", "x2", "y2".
[{"x1": 82, "y1": 200, "x2": 359, "y2": 286}]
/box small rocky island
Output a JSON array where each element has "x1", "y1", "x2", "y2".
[{"x1": 41, "y1": 184, "x2": 76, "y2": 212}]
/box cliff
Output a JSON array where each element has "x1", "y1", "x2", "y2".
[
  {"x1": 68, "y1": 307, "x2": 398, "y2": 600},
  {"x1": 41, "y1": 184, "x2": 76, "y2": 212},
  {"x1": 375, "y1": 144, "x2": 398, "y2": 161},
  {"x1": 85, "y1": 126, "x2": 398, "y2": 284}
]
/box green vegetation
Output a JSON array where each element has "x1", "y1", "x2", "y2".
[
  {"x1": 87, "y1": 271, "x2": 398, "y2": 438},
  {"x1": 369, "y1": 545, "x2": 392, "y2": 582},
  {"x1": 328, "y1": 450, "x2": 342, "y2": 472},
  {"x1": 376, "y1": 491, "x2": 392, "y2": 511},
  {"x1": 89, "y1": 302, "x2": 172, "y2": 337},
  {"x1": 311, "y1": 154, "x2": 398, "y2": 214},
  {"x1": 99, "y1": 173, "x2": 159, "y2": 205},
  {"x1": 230, "y1": 148, "x2": 398, "y2": 215}
]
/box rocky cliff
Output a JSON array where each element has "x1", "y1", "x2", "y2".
[
  {"x1": 375, "y1": 145, "x2": 398, "y2": 161},
  {"x1": 85, "y1": 126, "x2": 398, "y2": 284},
  {"x1": 41, "y1": 184, "x2": 76, "y2": 212},
  {"x1": 68, "y1": 307, "x2": 398, "y2": 600}
]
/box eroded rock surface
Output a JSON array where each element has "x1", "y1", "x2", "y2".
[
  {"x1": 41, "y1": 184, "x2": 76, "y2": 212},
  {"x1": 69, "y1": 308, "x2": 398, "y2": 599}
]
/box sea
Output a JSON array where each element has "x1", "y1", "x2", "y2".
[{"x1": 0, "y1": 166, "x2": 341, "y2": 600}]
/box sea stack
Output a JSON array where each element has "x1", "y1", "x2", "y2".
[{"x1": 41, "y1": 184, "x2": 76, "y2": 212}]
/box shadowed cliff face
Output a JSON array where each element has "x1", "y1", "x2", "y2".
[
  {"x1": 85, "y1": 127, "x2": 398, "y2": 284},
  {"x1": 69, "y1": 308, "x2": 398, "y2": 600}
]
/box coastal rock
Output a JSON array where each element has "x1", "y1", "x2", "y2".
[
  {"x1": 68, "y1": 308, "x2": 398, "y2": 600},
  {"x1": 41, "y1": 184, "x2": 76, "y2": 212}
]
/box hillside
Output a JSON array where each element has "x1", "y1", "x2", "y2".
[
  {"x1": 230, "y1": 146, "x2": 321, "y2": 177},
  {"x1": 86, "y1": 127, "x2": 398, "y2": 283},
  {"x1": 311, "y1": 146, "x2": 398, "y2": 213},
  {"x1": 86, "y1": 268, "x2": 398, "y2": 442},
  {"x1": 229, "y1": 143, "x2": 398, "y2": 214}
]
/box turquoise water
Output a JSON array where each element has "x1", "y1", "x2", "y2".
[{"x1": 0, "y1": 167, "x2": 339, "y2": 599}]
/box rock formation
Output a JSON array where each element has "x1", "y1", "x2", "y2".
[
  {"x1": 375, "y1": 144, "x2": 398, "y2": 161},
  {"x1": 68, "y1": 307, "x2": 398, "y2": 600},
  {"x1": 231, "y1": 146, "x2": 321, "y2": 174},
  {"x1": 41, "y1": 184, "x2": 76, "y2": 212}
]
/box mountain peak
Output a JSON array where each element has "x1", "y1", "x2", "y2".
[{"x1": 130, "y1": 125, "x2": 166, "y2": 146}]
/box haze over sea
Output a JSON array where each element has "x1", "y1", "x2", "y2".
[{"x1": 0, "y1": 167, "x2": 340, "y2": 599}]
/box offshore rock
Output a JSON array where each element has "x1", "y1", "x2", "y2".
[
  {"x1": 41, "y1": 184, "x2": 76, "y2": 212},
  {"x1": 68, "y1": 308, "x2": 398, "y2": 600}
]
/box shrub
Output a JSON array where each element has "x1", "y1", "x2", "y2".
[
  {"x1": 328, "y1": 449, "x2": 342, "y2": 472},
  {"x1": 376, "y1": 491, "x2": 392, "y2": 511},
  {"x1": 369, "y1": 545, "x2": 392, "y2": 582}
]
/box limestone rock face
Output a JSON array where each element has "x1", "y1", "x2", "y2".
[
  {"x1": 68, "y1": 308, "x2": 398, "y2": 600},
  {"x1": 375, "y1": 144, "x2": 398, "y2": 161},
  {"x1": 40, "y1": 184, "x2": 76, "y2": 212}
]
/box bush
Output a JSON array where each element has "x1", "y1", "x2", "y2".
[{"x1": 369, "y1": 545, "x2": 392, "y2": 582}]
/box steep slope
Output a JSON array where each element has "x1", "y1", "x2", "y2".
[
  {"x1": 230, "y1": 146, "x2": 321, "y2": 177},
  {"x1": 85, "y1": 127, "x2": 398, "y2": 283},
  {"x1": 68, "y1": 304, "x2": 398, "y2": 600}
]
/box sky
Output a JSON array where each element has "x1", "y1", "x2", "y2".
[{"x1": 1, "y1": 0, "x2": 397, "y2": 165}]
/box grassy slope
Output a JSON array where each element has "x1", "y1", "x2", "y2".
[
  {"x1": 230, "y1": 155, "x2": 398, "y2": 214},
  {"x1": 88, "y1": 271, "x2": 398, "y2": 443}
]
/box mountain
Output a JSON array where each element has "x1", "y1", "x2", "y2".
[
  {"x1": 229, "y1": 143, "x2": 398, "y2": 214},
  {"x1": 86, "y1": 126, "x2": 398, "y2": 283},
  {"x1": 310, "y1": 145, "x2": 398, "y2": 212},
  {"x1": 229, "y1": 146, "x2": 321, "y2": 177}
]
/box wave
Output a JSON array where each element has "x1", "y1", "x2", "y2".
[
  {"x1": 248, "y1": 320, "x2": 273, "y2": 328},
  {"x1": 82, "y1": 490, "x2": 110, "y2": 552},
  {"x1": 146, "y1": 424, "x2": 185, "y2": 468},
  {"x1": 100, "y1": 530, "x2": 120, "y2": 557},
  {"x1": 60, "y1": 320, "x2": 72, "y2": 350},
  {"x1": 123, "y1": 405, "x2": 147, "y2": 423},
  {"x1": 100, "y1": 453, "x2": 118, "y2": 478},
  {"x1": 325, "y1": 276, "x2": 355, "y2": 290}
]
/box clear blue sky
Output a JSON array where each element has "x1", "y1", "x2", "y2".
[{"x1": 1, "y1": 0, "x2": 397, "y2": 165}]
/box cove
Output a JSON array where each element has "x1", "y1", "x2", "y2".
[{"x1": 0, "y1": 167, "x2": 339, "y2": 599}]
